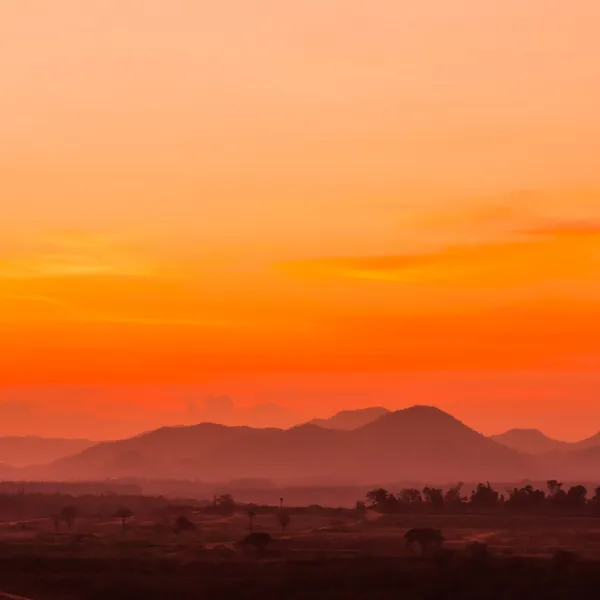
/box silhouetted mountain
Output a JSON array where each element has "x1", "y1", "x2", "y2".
[
  {"x1": 571, "y1": 432, "x2": 600, "y2": 451},
  {"x1": 536, "y1": 445, "x2": 600, "y2": 481},
  {"x1": 27, "y1": 406, "x2": 534, "y2": 483},
  {"x1": 348, "y1": 406, "x2": 531, "y2": 482},
  {"x1": 307, "y1": 407, "x2": 390, "y2": 430},
  {"x1": 0, "y1": 436, "x2": 96, "y2": 467},
  {"x1": 490, "y1": 429, "x2": 570, "y2": 454},
  {"x1": 491, "y1": 429, "x2": 600, "y2": 455}
]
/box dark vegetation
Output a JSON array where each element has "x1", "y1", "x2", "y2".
[
  {"x1": 365, "y1": 480, "x2": 600, "y2": 515},
  {"x1": 2, "y1": 484, "x2": 600, "y2": 599},
  {"x1": 1, "y1": 479, "x2": 600, "y2": 526}
]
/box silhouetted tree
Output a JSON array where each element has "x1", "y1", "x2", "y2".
[
  {"x1": 355, "y1": 500, "x2": 367, "y2": 516},
  {"x1": 566, "y1": 485, "x2": 587, "y2": 510},
  {"x1": 422, "y1": 487, "x2": 444, "y2": 511},
  {"x1": 444, "y1": 482, "x2": 465, "y2": 510},
  {"x1": 592, "y1": 487, "x2": 600, "y2": 512},
  {"x1": 398, "y1": 488, "x2": 422, "y2": 507},
  {"x1": 60, "y1": 505, "x2": 78, "y2": 531},
  {"x1": 404, "y1": 528, "x2": 444, "y2": 554},
  {"x1": 214, "y1": 494, "x2": 236, "y2": 516},
  {"x1": 547, "y1": 480, "x2": 563, "y2": 496},
  {"x1": 366, "y1": 488, "x2": 399, "y2": 512},
  {"x1": 366, "y1": 488, "x2": 390, "y2": 508},
  {"x1": 241, "y1": 531, "x2": 272, "y2": 552},
  {"x1": 114, "y1": 507, "x2": 134, "y2": 532},
  {"x1": 470, "y1": 482, "x2": 499, "y2": 510},
  {"x1": 546, "y1": 480, "x2": 568, "y2": 509},
  {"x1": 174, "y1": 515, "x2": 196, "y2": 535},
  {"x1": 218, "y1": 494, "x2": 235, "y2": 506},
  {"x1": 507, "y1": 485, "x2": 545, "y2": 511}
]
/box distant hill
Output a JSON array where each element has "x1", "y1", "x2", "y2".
[
  {"x1": 348, "y1": 406, "x2": 530, "y2": 482},
  {"x1": 26, "y1": 406, "x2": 534, "y2": 483},
  {"x1": 490, "y1": 429, "x2": 570, "y2": 455},
  {"x1": 534, "y1": 445, "x2": 600, "y2": 482},
  {"x1": 570, "y1": 432, "x2": 600, "y2": 451},
  {"x1": 491, "y1": 429, "x2": 600, "y2": 455},
  {"x1": 0, "y1": 436, "x2": 96, "y2": 467},
  {"x1": 308, "y1": 407, "x2": 390, "y2": 430}
]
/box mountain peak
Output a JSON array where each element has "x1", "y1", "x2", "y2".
[
  {"x1": 354, "y1": 405, "x2": 472, "y2": 437},
  {"x1": 307, "y1": 407, "x2": 390, "y2": 430},
  {"x1": 400, "y1": 405, "x2": 453, "y2": 417},
  {"x1": 490, "y1": 428, "x2": 569, "y2": 455}
]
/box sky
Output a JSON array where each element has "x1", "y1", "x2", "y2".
[{"x1": 1, "y1": 1, "x2": 599, "y2": 440}]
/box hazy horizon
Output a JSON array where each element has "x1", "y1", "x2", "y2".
[{"x1": 2, "y1": 395, "x2": 600, "y2": 443}]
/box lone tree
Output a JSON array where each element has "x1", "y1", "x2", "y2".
[
  {"x1": 114, "y1": 507, "x2": 134, "y2": 532},
  {"x1": 404, "y1": 528, "x2": 444, "y2": 554},
  {"x1": 215, "y1": 494, "x2": 236, "y2": 516},
  {"x1": 366, "y1": 488, "x2": 397, "y2": 513},
  {"x1": 366, "y1": 488, "x2": 390, "y2": 508},
  {"x1": 241, "y1": 531, "x2": 272, "y2": 553},
  {"x1": 174, "y1": 515, "x2": 196, "y2": 535},
  {"x1": 60, "y1": 506, "x2": 79, "y2": 531},
  {"x1": 277, "y1": 496, "x2": 290, "y2": 532}
]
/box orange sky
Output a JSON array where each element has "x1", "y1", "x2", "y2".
[{"x1": 1, "y1": 1, "x2": 600, "y2": 439}]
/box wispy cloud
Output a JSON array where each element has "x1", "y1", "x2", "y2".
[
  {"x1": 0, "y1": 231, "x2": 154, "y2": 280},
  {"x1": 279, "y1": 218, "x2": 600, "y2": 288}
]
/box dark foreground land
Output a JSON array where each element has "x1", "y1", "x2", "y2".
[
  {"x1": 2, "y1": 553, "x2": 600, "y2": 600},
  {"x1": 3, "y1": 500, "x2": 600, "y2": 599}
]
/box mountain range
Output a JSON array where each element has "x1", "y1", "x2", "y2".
[{"x1": 4, "y1": 406, "x2": 600, "y2": 484}]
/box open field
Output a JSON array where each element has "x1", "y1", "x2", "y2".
[{"x1": 2, "y1": 510, "x2": 600, "y2": 598}]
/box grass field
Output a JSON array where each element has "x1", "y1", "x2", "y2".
[{"x1": 2, "y1": 510, "x2": 600, "y2": 598}]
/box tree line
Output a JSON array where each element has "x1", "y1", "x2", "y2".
[{"x1": 361, "y1": 481, "x2": 600, "y2": 514}]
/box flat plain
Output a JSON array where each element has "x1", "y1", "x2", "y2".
[{"x1": 2, "y1": 509, "x2": 600, "y2": 599}]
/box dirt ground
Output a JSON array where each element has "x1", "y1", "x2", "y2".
[{"x1": 2, "y1": 511, "x2": 600, "y2": 598}]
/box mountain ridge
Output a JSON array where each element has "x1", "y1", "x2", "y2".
[
  {"x1": 307, "y1": 406, "x2": 390, "y2": 430},
  {"x1": 491, "y1": 428, "x2": 600, "y2": 454},
  {"x1": 23, "y1": 405, "x2": 532, "y2": 483},
  {"x1": 0, "y1": 436, "x2": 97, "y2": 468},
  {"x1": 9, "y1": 406, "x2": 600, "y2": 482}
]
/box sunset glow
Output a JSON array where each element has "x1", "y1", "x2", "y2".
[{"x1": 1, "y1": 1, "x2": 600, "y2": 439}]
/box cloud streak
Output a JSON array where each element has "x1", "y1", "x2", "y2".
[
  {"x1": 279, "y1": 219, "x2": 600, "y2": 288},
  {"x1": 0, "y1": 231, "x2": 155, "y2": 280}
]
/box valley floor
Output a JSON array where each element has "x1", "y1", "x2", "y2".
[{"x1": 2, "y1": 512, "x2": 600, "y2": 598}]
